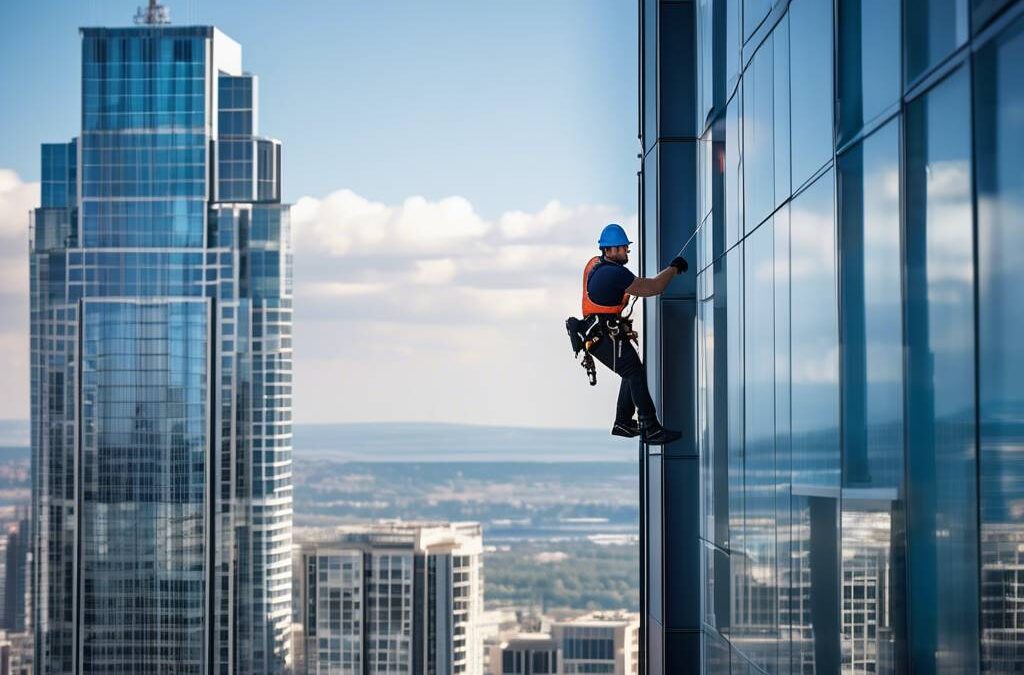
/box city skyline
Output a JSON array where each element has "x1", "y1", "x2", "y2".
[{"x1": 0, "y1": 0, "x2": 640, "y2": 430}]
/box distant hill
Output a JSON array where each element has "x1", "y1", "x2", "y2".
[
  {"x1": 293, "y1": 422, "x2": 634, "y2": 463},
  {"x1": 0, "y1": 420, "x2": 635, "y2": 463}
]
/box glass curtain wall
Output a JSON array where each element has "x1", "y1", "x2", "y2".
[
  {"x1": 31, "y1": 25, "x2": 293, "y2": 675},
  {"x1": 650, "y1": 0, "x2": 1024, "y2": 673}
]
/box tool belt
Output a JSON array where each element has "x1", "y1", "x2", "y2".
[{"x1": 565, "y1": 314, "x2": 638, "y2": 386}]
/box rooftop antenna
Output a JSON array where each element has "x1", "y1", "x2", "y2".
[{"x1": 134, "y1": 0, "x2": 170, "y2": 25}]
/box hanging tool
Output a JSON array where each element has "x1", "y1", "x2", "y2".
[{"x1": 566, "y1": 316, "x2": 600, "y2": 386}]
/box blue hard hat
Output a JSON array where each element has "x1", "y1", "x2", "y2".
[{"x1": 598, "y1": 223, "x2": 632, "y2": 248}]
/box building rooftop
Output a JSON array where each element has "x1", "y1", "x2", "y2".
[
  {"x1": 556, "y1": 610, "x2": 640, "y2": 627},
  {"x1": 296, "y1": 520, "x2": 483, "y2": 554}
]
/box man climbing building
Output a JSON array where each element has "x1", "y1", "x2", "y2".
[{"x1": 577, "y1": 223, "x2": 687, "y2": 445}]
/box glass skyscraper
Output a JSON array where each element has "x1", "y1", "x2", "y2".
[
  {"x1": 30, "y1": 7, "x2": 293, "y2": 673},
  {"x1": 638, "y1": 0, "x2": 1024, "y2": 673}
]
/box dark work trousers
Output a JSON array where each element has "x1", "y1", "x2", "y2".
[{"x1": 588, "y1": 329, "x2": 657, "y2": 425}]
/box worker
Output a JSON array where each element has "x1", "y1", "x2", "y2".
[{"x1": 581, "y1": 223, "x2": 687, "y2": 445}]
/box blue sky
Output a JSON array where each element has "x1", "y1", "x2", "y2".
[
  {"x1": 0, "y1": 1, "x2": 641, "y2": 428},
  {"x1": 0, "y1": 0, "x2": 638, "y2": 217}
]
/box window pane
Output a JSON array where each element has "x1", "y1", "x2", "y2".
[
  {"x1": 736, "y1": 219, "x2": 777, "y2": 670},
  {"x1": 839, "y1": 119, "x2": 904, "y2": 489},
  {"x1": 725, "y1": 96, "x2": 743, "y2": 251},
  {"x1": 698, "y1": 0, "x2": 714, "y2": 128},
  {"x1": 773, "y1": 15, "x2": 791, "y2": 207},
  {"x1": 743, "y1": 37, "x2": 774, "y2": 233},
  {"x1": 790, "y1": 0, "x2": 834, "y2": 188},
  {"x1": 791, "y1": 494, "x2": 841, "y2": 673},
  {"x1": 904, "y1": 65, "x2": 978, "y2": 674},
  {"x1": 837, "y1": 119, "x2": 909, "y2": 675},
  {"x1": 726, "y1": 243, "x2": 744, "y2": 560},
  {"x1": 837, "y1": 0, "x2": 902, "y2": 143},
  {"x1": 727, "y1": 0, "x2": 741, "y2": 96},
  {"x1": 744, "y1": 0, "x2": 771, "y2": 40},
  {"x1": 713, "y1": 257, "x2": 730, "y2": 549},
  {"x1": 699, "y1": 292, "x2": 715, "y2": 542},
  {"x1": 773, "y1": 203, "x2": 793, "y2": 675},
  {"x1": 974, "y1": 17, "x2": 1024, "y2": 670},
  {"x1": 648, "y1": 453, "x2": 664, "y2": 623},
  {"x1": 644, "y1": 0, "x2": 657, "y2": 150},
  {"x1": 904, "y1": 0, "x2": 969, "y2": 84},
  {"x1": 790, "y1": 170, "x2": 839, "y2": 490}
]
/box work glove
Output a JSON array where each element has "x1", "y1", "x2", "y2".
[{"x1": 670, "y1": 256, "x2": 688, "y2": 274}]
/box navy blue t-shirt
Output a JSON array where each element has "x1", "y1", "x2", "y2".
[{"x1": 587, "y1": 258, "x2": 636, "y2": 307}]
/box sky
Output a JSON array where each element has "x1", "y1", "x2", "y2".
[{"x1": 0, "y1": 0, "x2": 640, "y2": 428}]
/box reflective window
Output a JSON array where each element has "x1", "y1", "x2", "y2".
[
  {"x1": 838, "y1": 119, "x2": 903, "y2": 489},
  {"x1": 723, "y1": 244, "x2": 745, "y2": 650},
  {"x1": 725, "y1": 96, "x2": 743, "y2": 250},
  {"x1": 904, "y1": 0, "x2": 969, "y2": 84},
  {"x1": 80, "y1": 300, "x2": 208, "y2": 671},
  {"x1": 727, "y1": 0, "x2": 741, "y2": 96},
  {"x1": 974, "y1": 17, "x2": 1024, "y2": 669},
  {"x1": 699, "y1": 292, "x2": 715, "y2": 542},
  {"x1": 643, "y1": 148, "x2": 663, "y2": 413},
  {"x1": 712, "y1": 258, "x2": 730, "y2": 549},
  {"x1": 659, "y1": 3, "x2": 697, "y2": 138},
  {"x1": 736, "y1": 220, "x2": 777, "y2": 669},
  {"x1": 904, "y1": 65, "x2": 979, "y2": 674},
  {"x1": 726, "y1": 244, "x2": 744, "y2": 561},
  {"x1": 743, "y1": 37, "x2": 774, "y2": 233},
  {"x1": 712, "y1": 114, "x2": 727, "y2": 260},
  {"x1": 644, "y1": 0, "x2": 658, "y2": 149},
  {"x1": 837, "y1": 118, "x2": 908, "y2": 673},
  {"x1": 837, "y1": 0, "x2": 902, "y2": 143},
  {"x1": 791, "y1": 495, "x2": 841, "y2": 673},
  {"x1": 789, "y1": 0, "x2": 834, "y2": 188},
  {"x1": 744, "y1": 0, "x2": 772, "y2": 40},
  {"x1": 697, "y1": 0, "x2": 714, "y2": 128},
  {"x1": 773, "y1": 15, "x2": 791, "y2": 207},
  {"x1": 773, "y1": 204, "x2": 793, "y2": 675},
  {"x1": 649, "y1": 453, "x2": 664, "y2": 623},
  {"x1": 789, "y1": 171, "x2": 839, "y2": 489}
]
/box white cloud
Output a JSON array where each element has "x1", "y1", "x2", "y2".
[
  {"x1": 413, "y1": 258, "x2": 457, "y2": 285},
  {"x1": 0, "y1": 171, "x2": 36, "y2": 421},
  {"x1": 0, "y1": 171, "x2": 636, "y2": 428},
  {"x1": 292, "y1": 190, "x2": 490, "y2": 257},
  {"x1": 0, "y1": 170, "x2": 39, "y2": 241},
  {"x1": 0, "y1": 171, "x2": 37, "y2": 297},
  {"x1": 289, "y1": 187, "x2": 637, "y2": 425}
]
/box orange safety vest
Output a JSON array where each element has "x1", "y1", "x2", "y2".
[{"x1": 581, "y1": 256, "x2": 630, "y2": 317}]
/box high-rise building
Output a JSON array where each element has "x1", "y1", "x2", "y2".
[
  {"x1": 638, "y1": 0, "x2": 1024, "y2": 673},
  {"x1": 295, "y1": 522, "x2": 484, "y2": 675},
  {"x1": 29, "y1": 3, "x2": 293, "y2": 673}
]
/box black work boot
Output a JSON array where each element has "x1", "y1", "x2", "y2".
[
  {"x1": 612, "y1": 419, "x2": 640, "y2": 438},
  {"x1": 640, "y1": 421, "x2": 682, "y2": 446}
]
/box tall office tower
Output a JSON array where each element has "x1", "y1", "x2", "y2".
[
  {"x1": 295, "y1": 522, "x2": 484, "y2": 675},
  {"x1": 638, "y1": 0, "x2": 1024, "y2": 673},
  {"x1": 29, "y1": 3, "x2": 293, "y2": 673}
]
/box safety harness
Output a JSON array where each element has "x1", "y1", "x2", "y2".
[{"x1": 566, "y1": 257, "x2": 639, "y2": 386}]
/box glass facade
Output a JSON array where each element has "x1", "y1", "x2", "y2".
[
  {"x1": 31, "y1": 21, "x2": 293, "y2": 675},
  {"x1": 640, "y1": 1, "x2": 1024, "y2": 673}
]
